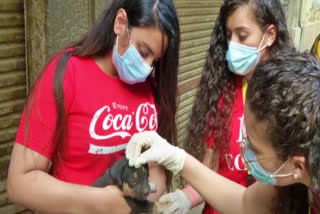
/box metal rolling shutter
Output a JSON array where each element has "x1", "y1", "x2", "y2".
[
  {"x1": 0, "y1": 0, "x2": 26, "y2": 213},
  {"x1": 175, "y1": 0, "x2": 223, "y2": 146}
]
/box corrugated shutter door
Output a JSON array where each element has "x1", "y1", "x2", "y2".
[
  {"x1": 0, "y1": 0, "x2": 26, "y2": 213},
  {"x1": 175, "y1": 0, "x2": 223, "y2": 146}
]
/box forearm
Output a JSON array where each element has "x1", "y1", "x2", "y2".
[
  {"x1": 147, "y1": 162, "x2": 166, "y2": 201},
  {"x1": 181, "y1": 154, "x2": 246, "y2": 214},
  {"x1": 182, "y1": 147, "x2": 219, "y2": 207},
  {"x1": 8, "y1": 170, "x2": 105, "y2": 214},
  {"x1": 183, "y1": 185, "x2": 205, "y2": 207}
]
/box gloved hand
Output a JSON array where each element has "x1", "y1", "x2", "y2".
[
  {"x1": 158, "y1": 189, "x2": 192, "y2": 214},
  {"x1": 126, "y1": 131, "x2": 186, "y2": 175}
]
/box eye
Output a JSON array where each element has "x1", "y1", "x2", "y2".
[
  {"x1": 130, "y1": 177, "x2": 137, "y2": 185},
  {"x1": 138, "y1": 48, "x2": 149, "y2": 59},
  {"x1": 239, "y1": 36, "x2": 247, "y2": 42},
  {"x1": 238, "y1": 32, "x2": 248, "y2": 42}
]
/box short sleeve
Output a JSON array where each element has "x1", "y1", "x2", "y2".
[{"x1": 15, "y1": 55, "x2": 75, "y2": 160}]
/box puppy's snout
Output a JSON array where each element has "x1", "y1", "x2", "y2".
[
  {"x1": 149, "y1": 182, "x2": 157, "y2": 193},
  {"x1": 143, "y1": 183, "x2": 150, "y2": 196}
]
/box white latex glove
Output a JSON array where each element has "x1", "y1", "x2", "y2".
[
  {"x1": 158, "y1": 189, "x2": 192, "y2": 214},
  {"x1": 126, "y1": 131, "x2": 186, "y2": 175}
]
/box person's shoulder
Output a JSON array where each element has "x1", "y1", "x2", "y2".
[
  {"x1": 244, "y1": 182, "x2": 277, "y2": 214},
  {"x1": 68, "y1": 55, "x2": 92, "y2": 67}
]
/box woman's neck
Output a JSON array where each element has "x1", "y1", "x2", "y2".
[{"x1": 94, "y1": 51, "x2": 118, "y2": 77}]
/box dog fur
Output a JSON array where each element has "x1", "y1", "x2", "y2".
[{"x1": 92, "y1": 157, "x2": 157, "y2": 214}]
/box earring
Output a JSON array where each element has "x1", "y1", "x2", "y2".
[{"x1": 293, "y1": 174, "x2": 299, "y2": 179}]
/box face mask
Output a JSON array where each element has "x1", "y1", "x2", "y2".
[
  {"x1": 112, "y1": 28, "x2": 153, "y2": 85},
  {"x1": 241, "y1": 138, "x2": 293, "y2": 185},
  {"x1": 226, "y1": 34, "x2": 268, "y2": 76}
]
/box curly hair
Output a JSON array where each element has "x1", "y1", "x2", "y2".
[
  {"x1": 247, "y1": 51, "x2": 320, "y2": 213},
  {"x1": 185, "y1": 0, "x2": 291, "y2": 163}
]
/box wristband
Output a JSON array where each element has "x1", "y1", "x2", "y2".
[{"x1": 184, "y1": 186, "x2": 198, "y2": 207}]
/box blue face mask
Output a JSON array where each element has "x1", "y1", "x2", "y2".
[
  {"x1": 226, "y1": 34, "x2": 268, "y2": 76},
  {"x1": 112, "y1": 28, "x2": 153, "y2": 85},
  {"x1": 241, "y1": 137, "x2": 293, "y2": 185}
]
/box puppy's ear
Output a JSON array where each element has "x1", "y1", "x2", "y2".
[
  {"x1": 110, "y1": 157, "x2": 128, "y2": 186},
  {"x1": 145, "y1": 164, "x2": 149, "y2": 176}
]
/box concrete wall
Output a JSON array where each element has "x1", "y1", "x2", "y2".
[
  {"x1": 285, "y1": 0, "x2": 320, "y2": 51},
  {"x1": 0, "y1": 0, "x2": 28, "y2": 213}
]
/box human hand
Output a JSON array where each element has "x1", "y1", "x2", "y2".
[
  {"x1": 126, "y1": 131, "x2": 186, "y2": 175},
  {"x1": 158, "y1": 189, "x2": 192, "y2": 214},
  {"x1": 94, "y1": 185, "x2": 131, "y2": 214}
]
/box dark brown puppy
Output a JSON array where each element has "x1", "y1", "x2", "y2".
[{"x1": 92, "y1": 157, "x2": 155, "y2": 214}]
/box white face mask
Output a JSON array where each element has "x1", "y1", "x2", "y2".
[
  {"x1": 240, "y1": 127, "x2": 294, "y2": 185},
  {"x1": 112, "y1": 27, "x2": 153, "y2": 85},
  {"x1": 226, "y1": 33, "x2": 268, "y2": 76}
]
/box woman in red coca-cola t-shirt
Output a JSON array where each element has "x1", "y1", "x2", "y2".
[{"x1": 7, "y1": 0, "x2": 180, "y2": 213}]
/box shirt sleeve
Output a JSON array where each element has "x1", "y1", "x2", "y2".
[{"x1": 15, "y1": 54, "x2": 75, "y2": 160}]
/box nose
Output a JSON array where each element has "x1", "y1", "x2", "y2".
[{"x1": 145, "y1": 57, "x2": 154, "y2": 67}]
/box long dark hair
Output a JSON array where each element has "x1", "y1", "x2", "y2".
[
  {"x1": 25, "y1": 0, "x2": 180, "y2": 186},
  {"x1": 185, "y1": 0, "x2": 291, "y2": 164},
  {"x1": 247, "y1": 51, "x2": 320, "y2": 214}
]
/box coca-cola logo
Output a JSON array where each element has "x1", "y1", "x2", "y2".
[
  {"x1": 224, "y1": 153, "x2": 247, "y2": 171},
  {"x1": 89, "y1": 102, "x2": 158, "y2": 140},
  {"x1": 224, "y1": 115, "x2": 247, "y2": 171}
]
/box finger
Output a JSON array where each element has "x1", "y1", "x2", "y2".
[
  {"x1": 163, "y1": 202, "x2": 179, "y2": 214},
  {"x1": 126, "y1": 134, "x2": 143, "y2": 166},
  {"x1": 159, "y1": 193, "x2": 173, "y2": 204},
  {"x1": 132, "y1": 140, "x2": 144, "y2": 165},
  {"x1": 127, "y1": 132, "x2": 154, "y2": 167},
  {"x1": 135, "y1": 149, "x2": 155, "y2": 167},
  {"x1": 155, "y1": 201, "x2": 170, "y2": 214},
  {"x1": 159, "y1": 195, "x2": 168, "y2": 204},
  {"x1": 126, "y1": 135, "x2": 136, "y2": 160}
]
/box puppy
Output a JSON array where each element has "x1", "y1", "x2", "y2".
[{"x1": 92, "y1": 157, "x2": 158, "y2": 214}]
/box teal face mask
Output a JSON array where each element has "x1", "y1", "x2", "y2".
[
  {"x1": 226, "y1": 34, "x2": 267, "y2": 76},
  {"x1": 240, "y1": 136, "x2": 293, "y2": 185},
  {"x1": 112, "y1": 27, "x2": 153, "y2": 85}
]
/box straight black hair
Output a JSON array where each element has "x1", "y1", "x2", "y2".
[{"x1": 25, "y1": 0, "x2": 180, "y2": 187}]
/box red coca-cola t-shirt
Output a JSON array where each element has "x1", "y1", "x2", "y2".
[
  {"x1": 203, "y1": 77, "x2": 248, "y2": 214},
  {"x1": 15, "y1": 55, "x2": 158, "y2": 185}
]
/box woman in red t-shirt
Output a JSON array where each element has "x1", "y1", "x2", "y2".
[
  {"x1": 158, "y1": 0, "x2": 292, "y2": 213},
  {"x1": 7, "y1": 0, "x2": 180, "y2": 214},
  {"x1": 126, "y1": 51, "x2": 320, "y2": 214}
]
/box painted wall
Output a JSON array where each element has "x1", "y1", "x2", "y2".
[{"x1": 285, "y1": 0, "x2": 320, "y2": 51}]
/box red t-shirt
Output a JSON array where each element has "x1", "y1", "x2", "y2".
[
  {"x1": 203, "y1": 77, "x2": 248, "y2": 214},
  {"x1": 16, "y1": 55, "x2": 158, "y2": 185}
]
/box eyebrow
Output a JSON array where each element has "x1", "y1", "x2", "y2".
[
  {"x1": 234, "y1": 26, "x2": 250, "y2": 33},
  {"x1": 226, "y1": 25, "x2": 250, "y2": 33}
]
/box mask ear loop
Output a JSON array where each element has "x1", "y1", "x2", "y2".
[
  {"x1": 114, "y1": 25, "x2": 131, "y2": 56},
  {"x1": 256, "y1": 33, "x2": 268, "y2": 53},
  {"x1": 126, "y1": 26, "x2": 132, "y2": 45},
  {"x1": 270, "y1": 159, "x2": 294, "y2": 178}
]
